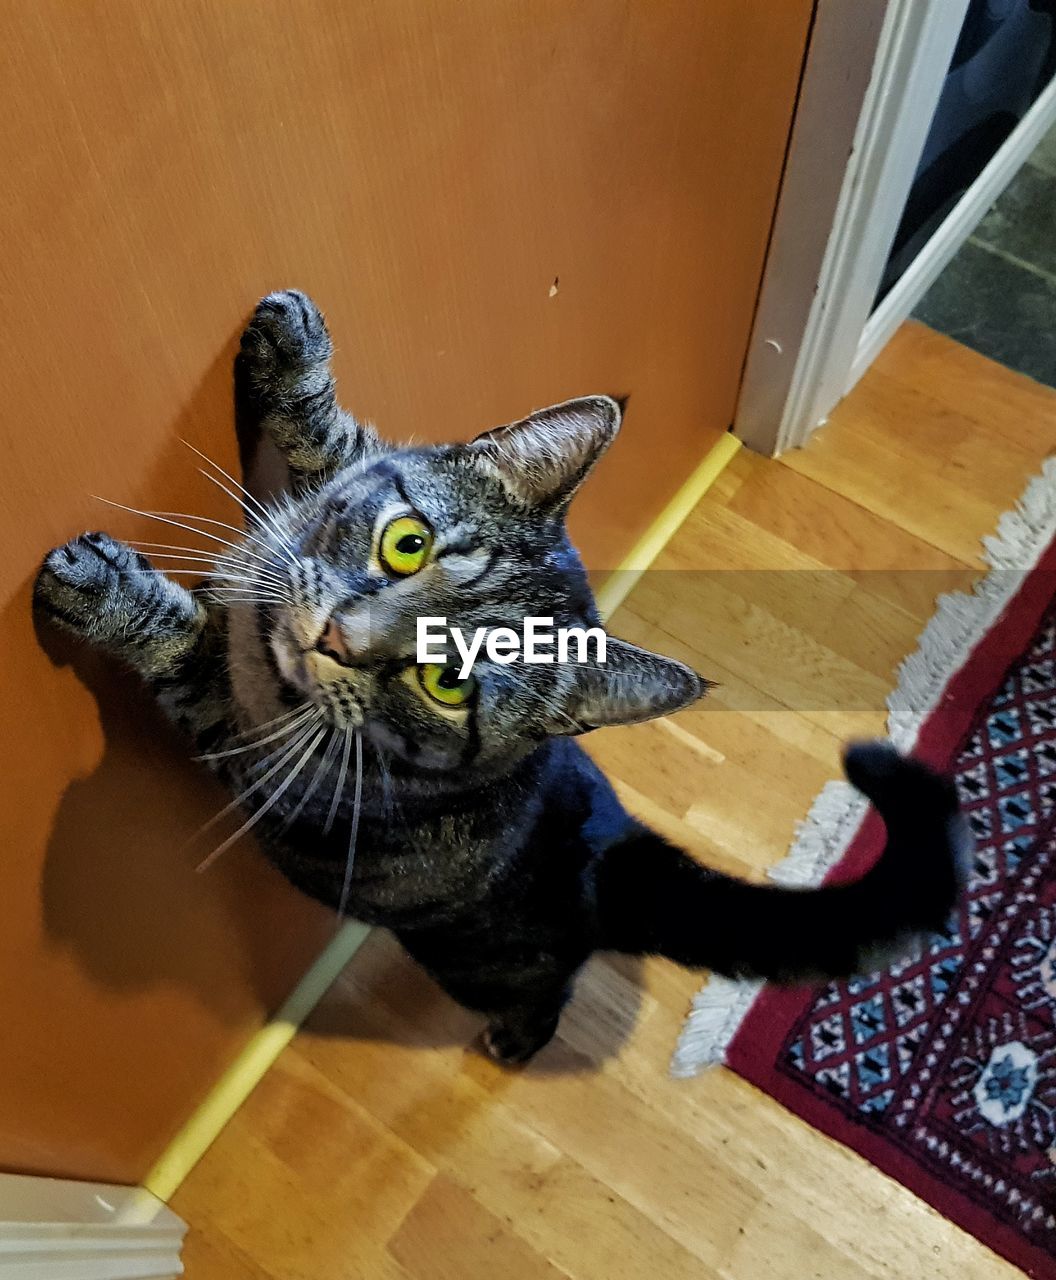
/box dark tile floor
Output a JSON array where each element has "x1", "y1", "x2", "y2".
[{"x1": 914, "y1": 123, "x2": 1056, "y2": 389}]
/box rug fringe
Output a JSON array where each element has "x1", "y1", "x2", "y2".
[
  {"x1": 670, "y1": 977, "x2": 762, "y2": 1079},
  {"x1": 672, "y1": 456, "x2": 1056, "y2": 1076},
  {"x1": 768, "y1": 781, "x2": 865, "y2": 889}
]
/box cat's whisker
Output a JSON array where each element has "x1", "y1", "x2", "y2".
[
  {"x1": 94, "y1": 497, "x2": 281, "y2": 568},
  {"x1": 125, "y1": 555, "x2": 277, "y2": 582},
  {"x1": 283, "y1": 725, "x2": 341, "y2": 831},
  {"x1": 192, "y1": 466, "x2": 299, "y2": 568},
  {"x1": 323, "y1": 727, "x2": 353, "y2": 837},
  {"x1": 231, "y1": 707, "x2": 322, "y2": 771},
  {"x1": 195, "y1": 704, "x2": 318, "y2": 761},
  {"x1": 206, "y1": 583, "x2": 292, "y2": 606},
  {"x1": 195, "y1": 724, "x2": 328, "y2": 873},
  {"x1": 228, "y1": 703, "x2": 313, "y2": 744},
  {"x1": 128, "y1": 547, "x2": 222, "y2": 565},
  {"x1": 185, "y1": 711, "x2": 324, "y2": 848},
  {"x1": 171, "y1": 562, "x2": 290, "y2": 588},
  {"x1": 155, "y1": 569, "x2": 292, "y2": 596},
  {"x1": 127, "y1": 537, "x2": 286, "y2": 578},
  {"x1": 129, "y1": 538, "x2": 219, "y2": 553},
  {"x1": 336, "y1": 730, "x2": 364, "y2": 920},
  {"x1": 188, "y1": 460, "x2": 301, "y2": 565},
  {"x1": 201, "y1": 599, "x2": 289, "y2": 610},
  {"x1": 192, "y1": 464, "x2": 272, "y2": 530},
  {"x1": 371, "y1": 741, "x2": 396, "y2": 818},
  {"x1": 129, "y1": 558, "x2": 227, "y2": 578},
  {"x1": 217, "y1": 568, "x2": 292, "y2": 592},
  {"x1": 196, "y1": 579, "x2": 289, "y2": 596},
  {"x1": 202, "y1": 598, "x2": 288, "y2": 608},
  {"x1": 127, "y1": 567, "x2": 286, "y2": 594},
  {"x1": 143, "y1": 505, "x2": 296, "y2": 570},
  {"x1": 200, "y1": 585, "x2": 290, "y2": 602},
  {"x1": 193, "y1": 570, "x2": 288, "y2": 591},
  {"x1": 135, "y1": 550, "x2": 289, "y2": 587},
  {"x1": 200, "y1": 593, "x2": 292, "y2": 608},
  {"x1": 178, "y1": 438, "x2": 300, "y2": 561},
  {"x1": 172, "y1": 580, "x2": 291, "y2": 604}
]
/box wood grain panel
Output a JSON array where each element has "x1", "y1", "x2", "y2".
[{"x1": 0, "y1": 2, "x2": 812, "y2": 1179}]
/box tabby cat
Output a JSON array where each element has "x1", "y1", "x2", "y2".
[{"x1": 35, "y1": 291, "x2": 966, "y2": 1063}]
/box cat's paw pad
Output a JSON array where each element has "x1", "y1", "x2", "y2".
[
  {"x1": 240, "y1": 290, "x2": 332, "y2": 387},
  {"x1": 35, "y1": 532, "x2": 151, "y2": 636}
]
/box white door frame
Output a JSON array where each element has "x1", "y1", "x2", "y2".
[
  {"x1": 851, "y1": 69, "x2": 1056, "y2": 389},
  {"x1": 0, "y1": 1174, "x2": 186, "y2": 1279},
  {"x1": 734, "y1": 0, "x2": 1056, "y2": 456}
]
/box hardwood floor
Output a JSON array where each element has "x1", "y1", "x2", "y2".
[{"x1": 172, "y1": 323, "x2": 1056, "y2": 1279}]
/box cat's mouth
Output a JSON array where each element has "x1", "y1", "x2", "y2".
[{"x1": 269, "y1": 623, "x2": 368, "y2": 729}]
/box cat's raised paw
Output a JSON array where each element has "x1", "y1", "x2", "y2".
[
  {"x1": 35, "y1": 532, "x2": 152, "y2": 639},
  {"x1": 240, "y1": 289, "x2": 332, "y2": 389}
]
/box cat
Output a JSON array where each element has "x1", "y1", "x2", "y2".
[{"x1": 35, "y1": 290, "x2": 967, "y2": 1063}]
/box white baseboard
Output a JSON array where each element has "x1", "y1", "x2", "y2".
[
  {"x1": 0, "y1": 1175, "x2": 185, "y2": 1278},
  {"x1": 850, "y1": 72, "x2": 1056, "y2": 390}
]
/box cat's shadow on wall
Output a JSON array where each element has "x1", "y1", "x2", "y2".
[
  {"x1": 35, "y1": 338, "x2": 643, "y2": 1070},
  {"x1": 34, "y1": 339, "x2": 326, "y2": 1027}
]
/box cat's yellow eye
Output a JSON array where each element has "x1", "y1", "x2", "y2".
[
  {"x1": 379, "y1": 515, "x2": 433, "y2": 577},
  {"x1": 418, "y1": 663, "x2": 476, "y2": 708}
]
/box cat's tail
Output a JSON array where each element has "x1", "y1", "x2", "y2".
[{"x1": 594, "y1": 742, "x2": 969, "y2": 981}]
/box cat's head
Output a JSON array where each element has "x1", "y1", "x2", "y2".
[{"x1": 256, "y1": 396, "x2": 707, "y2": 770}]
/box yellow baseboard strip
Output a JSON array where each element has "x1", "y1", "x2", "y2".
[
  {"x1": 144, "y1": 429, "x2": 741, "y2": 1202},
  {"x1": 595, "y1": 431, "x2": 741, "y2": 619},
  {"x1": 143, "y1": 920, "x2": 370, "y2": 1202}
]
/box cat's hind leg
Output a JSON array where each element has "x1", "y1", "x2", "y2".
[
  {"x1": 481, "y1": 988, "x2": 571, "y2": 1064},
  {"x1": 238, "y1": 289, "x2": 381, "y2": 492},
  {"x1": 397, "y1": 927, "x2": 575, "y2": 1064}
]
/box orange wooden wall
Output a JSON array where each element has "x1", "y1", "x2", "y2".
[{"x1": 0, "y1": 0, "x2": 813, "y2": 1182}]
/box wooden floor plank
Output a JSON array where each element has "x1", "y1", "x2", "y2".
[
  {"x1": 388, "y1": 1176, "x2": 574, "y2": 1280},
  {"x1": 173, "y1": 323, "x2": 1046, "y2": 1278}
]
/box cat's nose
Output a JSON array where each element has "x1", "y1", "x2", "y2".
[{"x1": 316, "y1": 617, "x2": 353, "y2": 666}]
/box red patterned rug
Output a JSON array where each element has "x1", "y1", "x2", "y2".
[{"x1": 673, "y1": 463, "x2": 1056, "y2": 1278}]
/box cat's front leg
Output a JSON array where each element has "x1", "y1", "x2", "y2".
[
  {"x1": 36, "y1": 531, "x2": 203, "y2": 673},
  {"x1": 35, "y1": 532, "x2": 228, "y2": 741},
  {"x1": 238, "y1": 289, "x2": 381, "y2": 491}
]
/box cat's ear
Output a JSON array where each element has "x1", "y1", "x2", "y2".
[
  {"x1": 553, "y1": 637, "x2": 710, "y2": 734},
  {"x1": 466, "y1": 395, "x2": 622, "y2": 510}
]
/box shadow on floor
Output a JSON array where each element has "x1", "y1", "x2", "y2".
[{"x1": 304, "y1": 930, "x2": 646, "y2": 1076}]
